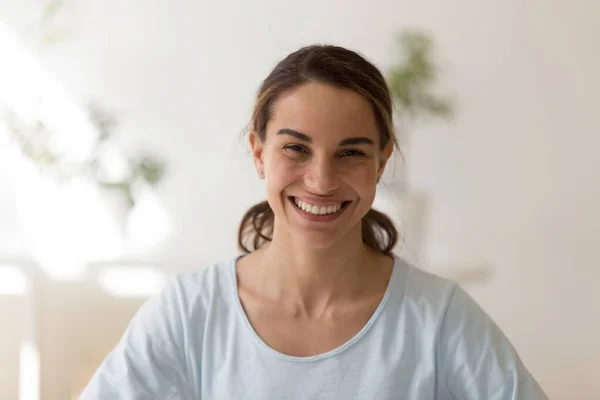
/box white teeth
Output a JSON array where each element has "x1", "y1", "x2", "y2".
[{"x1": 293, "y1": 198, "x2": 344, "y2": 216}]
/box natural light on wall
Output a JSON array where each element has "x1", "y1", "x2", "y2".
[
  {"x1": 97, "y1": 265, "x2": 166, "y2": 298},
  {"x1": 0, "y1": 22, "x2": 170, "y2": 281},
  {"x1": 19, "y1": 341, "x2": 40, "y2": 400},
  {"x1": 0, "y1": 265, "x2": 31, "y2": 295}
]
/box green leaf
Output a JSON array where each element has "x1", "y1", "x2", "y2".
[
  {"x1": 41, "y1": 0, "x2": 65, "y2": 22},
  {"x1": 387, "y1": 29, "x2": 454, "y2": 123}
]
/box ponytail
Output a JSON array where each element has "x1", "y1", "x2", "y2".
[
  {"x1": 237, "y1": 201, "x2": 274, "y2": 253},
  {"x1": 361, "y1": 208, "x2": 399, "y2": 255},
  {"x1": 237, "y1": 201, "x2": 399, "y2": 255}
]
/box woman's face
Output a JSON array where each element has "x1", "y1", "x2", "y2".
[{"x1": 250, "y1": 82, "x2": 393, "y2": 249}]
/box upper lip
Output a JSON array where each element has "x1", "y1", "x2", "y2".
[{"x1": 290, "y1": 196, "x2": 350, "y2": 206}]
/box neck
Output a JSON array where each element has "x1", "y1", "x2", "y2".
[{"x1": 256, "y1": 223, "x2": 381, "y2": 316}]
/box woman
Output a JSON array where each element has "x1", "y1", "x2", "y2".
[{"x1": 81, "y1": 45, "x2": 548, "y2": 399}]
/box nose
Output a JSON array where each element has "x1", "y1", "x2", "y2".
[{"x1": 303, "y1": 157, "x2": 340, "y2": 195}]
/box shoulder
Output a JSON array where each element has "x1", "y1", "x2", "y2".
[
  {"x1": 79, "y1": 257, "x2": 241, "y2": 398},
  {"x1": 391, "y1": 256, "x2": 498, "y2": 334},
  {"x1": 391, "y1": 256, "x2": 459, "y2": 318},
  {"x1": 168, "y1": 256, "x2": 239, "y2": 316}
]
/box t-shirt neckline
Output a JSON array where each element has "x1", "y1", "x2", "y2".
[{"x1": 229, "y1": 254, "x2": 400, "y2": 363}]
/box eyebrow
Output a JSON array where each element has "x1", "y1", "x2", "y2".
[
  {"x1": 277, "y1": 129, "x2": 312, "y2": 143},
  {"x1": 339, "y1": 137, "x2": 374, "y2": 146},
  {"x1": 277, "y1": 129, "x2": 374, "y2": 146}
]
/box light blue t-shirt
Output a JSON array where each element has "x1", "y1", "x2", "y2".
[{"x1": 80, "y1": 256, "x2": 548, "y2": 399}]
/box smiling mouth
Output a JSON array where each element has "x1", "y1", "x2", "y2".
[{"x1": 289, "y1": 196, "x2": 351, "y2": 216}]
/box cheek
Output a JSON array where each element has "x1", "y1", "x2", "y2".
[
  {"x1": 340, "y1": 163, "x2": 378, "y2": 188},
  {"x1": 265, "y1": 153, "x2": 302, "y2": 189}
]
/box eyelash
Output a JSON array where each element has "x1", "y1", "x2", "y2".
[
  {"x1": 339, "y1": 149, "x2": 365, "y2": 158},
  {"x1": 283, "y1": 144, "x2": 309, "y2": 154},
  {"x1": 283, "y1": 145, "x2": 365, "y2": 158}
]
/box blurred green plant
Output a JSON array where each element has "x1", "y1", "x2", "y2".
[
  {"x1": 26, "y1": 0, "x2": 75, "y2": 46},
  {"x1": 4, "y1": 104, "x2": 166, "y2": 210},
  {"x1": 87, "y1": 104, "x2": 166, "y2": 209},
  {"x1": 388, "y1": 30, "x2": 454, "y2": 124},
  {"x1": 3, "y1": 0, "x2": 167, "y2": 212}
]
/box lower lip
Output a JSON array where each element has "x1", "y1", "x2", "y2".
[{"x1": 289, "y1": 198, "x2": 349, "y2": 222}]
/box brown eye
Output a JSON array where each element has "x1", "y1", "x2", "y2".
[
  {"x1": 283, "y1": 144, "x2": 310, "y2": 155},
  {"x1": 340, "y1": 149, "x2": 365, "y2": 158}
]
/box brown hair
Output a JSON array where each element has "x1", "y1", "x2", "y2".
[{"x1": 238, "y1": 44, "x2": 400, "y2": 255}]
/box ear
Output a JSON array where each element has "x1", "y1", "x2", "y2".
[
  {"x1": 249, "y1": 131, "x2": 265, "y2": 178},
  {"x1": 377, "y1": 141, "x2": 394, "y2": 181}
]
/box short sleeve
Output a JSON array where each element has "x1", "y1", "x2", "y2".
[
  {"x1": 79, "y1": 277, "x2": 190, "y2": 400},
  {"x1": 438, "y1": 285, "x2": 548, "y2": 400}
]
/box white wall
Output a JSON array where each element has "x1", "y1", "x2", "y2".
[
  {"x1": 1, "y1": 0, "x2": 599, "y2": 398},
  {"x1": 0, "y1": 295, "x2": 26, "y2": 400}
]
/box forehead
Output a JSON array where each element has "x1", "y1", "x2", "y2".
[{"x1": 267, "y1": 82, "x2": 379, "y2": 142}]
